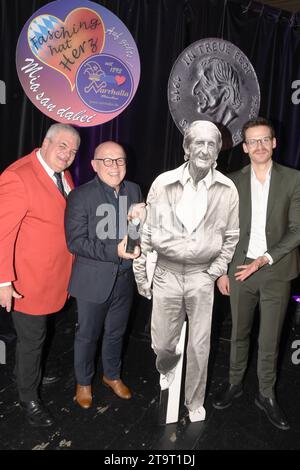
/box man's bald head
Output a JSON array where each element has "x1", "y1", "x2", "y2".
[
  {"x1": 91, "y1": 141, "x2": 126, "y2": 192},
  {"x1": 94, "y1": 141, "x2": 125, "y2": 159}
]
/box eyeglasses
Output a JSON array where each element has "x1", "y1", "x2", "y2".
[
  {"x1": 94, "y1": 157, "x2": 127, "y2": 167},
  {"x1": 245, "y1": 136, "x2": 273, "y2": 147}
]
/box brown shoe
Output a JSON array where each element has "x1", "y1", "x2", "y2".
[
  {"x1": 102, "y1": 376, "x2": 132, "y2": 399},
  {"x1": 73, "y1": 384, "x2": 92, "y2": 409}
]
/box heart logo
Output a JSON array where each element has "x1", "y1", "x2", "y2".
[
  {"x1": 115, "y1": 75, "x2": 126, "y2": 86},
  {"x1": 28, "y1": 9, "x2": 105, "y2": 90}
]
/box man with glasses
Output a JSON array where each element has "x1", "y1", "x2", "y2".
[
  {"x1": 213, "y1": 117, "x2": 300, "y2": 430},
  {"x1": 0, "y1": 123, "x2": 80, "y2": 426},
  {"x1": 65, "y1": 141, "x2": 143, "y2": 408}
]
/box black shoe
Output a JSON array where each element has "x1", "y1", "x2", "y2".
[
  {"x1": 213, "y1": 382, "x2": 243, "y2": 409},
  {"x1": 20, "y1": 400, "x2": 54, "y2": 427},
  {"x1": 255, "y1": 393, "x2": 290, "y2": 431},
  {"x1": 42, "y1": 375, "x2": 60, "y2": 386}
]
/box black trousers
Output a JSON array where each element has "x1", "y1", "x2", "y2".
[
  {"x1": 11, "y1": 311, "x2": 47, "y2": 402},
  {"x1": 74, "y1": 270, "x2": 134, "y2": 385}
]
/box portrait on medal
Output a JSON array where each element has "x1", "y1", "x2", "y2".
[
  {"x1": 167, "y1": 38, "x2": 260, "y2": 146},
  {"x1": 192, "y1": 57, "x2": 243, "y2": 127}
]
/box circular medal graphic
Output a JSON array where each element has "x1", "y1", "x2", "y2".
[
  {"x1": 76, "y1": 54, "x2": 133, "y2": 113},
  {"x1": 16, "y1": 0, "x2": 140, "y2": 127},
  {"x1": 167, "y1": 38, "x2": 260, "y2": 147}
]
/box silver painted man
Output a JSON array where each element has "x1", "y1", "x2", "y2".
[{"x1": 133, "y1": 120, "x2": 239, "y2": 422}]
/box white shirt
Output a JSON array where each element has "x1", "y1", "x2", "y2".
[
  {"x1": 0, "y1": 150, "x2": 71, "y2": 287},
  {"x1": 247, "y1": 166, "x2": 273, "y2": 264},
  {"x1": 133, "y1": 162, "x2": 240, "y2": 285},
  {"x1": 176, "y1": 166, "x2": 212, "y2": 234},
  {"x1": 36, "y1": 149, "x2": 71, "y2": 195}
]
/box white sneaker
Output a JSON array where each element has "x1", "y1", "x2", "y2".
[
  {"x1": 159, "y1": 368, "x2": 176, "y2": 390},
  {"x1": 189, "y1": 406, "x2": 206, "y2": 422}
]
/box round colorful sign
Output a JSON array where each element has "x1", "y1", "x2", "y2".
[{"x1": 16, "y1": 0, "x2": 140, "y2": 127}]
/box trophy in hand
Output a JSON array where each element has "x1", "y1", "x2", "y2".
[{"x1": 126, "y1": 203, "x2": 146, "y2": 254}]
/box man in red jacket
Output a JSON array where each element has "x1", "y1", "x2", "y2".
[{"x1": 0, "y1": 123, "x2": 80, "y2": 426}]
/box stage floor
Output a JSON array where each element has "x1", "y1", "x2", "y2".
[{"x1": 0, "y1": 297, "x2": 299, "y2": 451}]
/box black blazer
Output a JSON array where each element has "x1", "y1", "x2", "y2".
[
  {"x1": 65, "y1": 176, "x2": 143, "y2": 303},
  {"x1": 228, "y1": 162, "x2": 300, "y2": 281}
]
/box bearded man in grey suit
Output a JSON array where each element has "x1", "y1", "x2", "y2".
[{"x1": 213, "y1": 117, "x2": 300, "y2": 431}]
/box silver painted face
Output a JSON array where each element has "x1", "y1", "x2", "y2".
[{"x1": 188, "y1": 137, "x2": 218, "y2": 174}]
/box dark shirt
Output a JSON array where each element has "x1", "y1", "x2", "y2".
[{"x1": 97, "y1": 176, "x2": 131, "y2": 272}]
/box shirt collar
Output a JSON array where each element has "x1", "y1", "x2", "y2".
[
  {"x1": 96, "y1": 175, "x2": 125, "y2": 195},
  {"x1": 36, "y1": 149, "x2": 64, "y2": 178},
  {"x1": 182, "y1": 164, "x2": 212, "y2": 189},
  {"x1": 158, "y1": 162, "x2": 232, "y2": 188},
  {"x1": 251, "y1": 162, "x2": 272, "y2": 182}
]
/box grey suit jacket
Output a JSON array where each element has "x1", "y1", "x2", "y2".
[
  {"x1": 65, "y1": 176, "x2": 143, "y2": 303},
  {"x1": 228, "y1": 162, "x2": 300, "y2": 281}
]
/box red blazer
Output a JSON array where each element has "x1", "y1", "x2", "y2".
[{"x1": 0, "y1": 149, "x2": 74, "y2": 315}]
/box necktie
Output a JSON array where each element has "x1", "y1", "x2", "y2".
[{"x1": 53, "y1": 172, "x2": 65, "y2": 198}]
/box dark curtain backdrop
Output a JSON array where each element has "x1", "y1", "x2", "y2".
[
  {"x1": 1, "y1": 0, "x2": 300, "y2": 195},
  {"x1": 1, "y1": 0, "x2": 300, "y2": 335}
]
